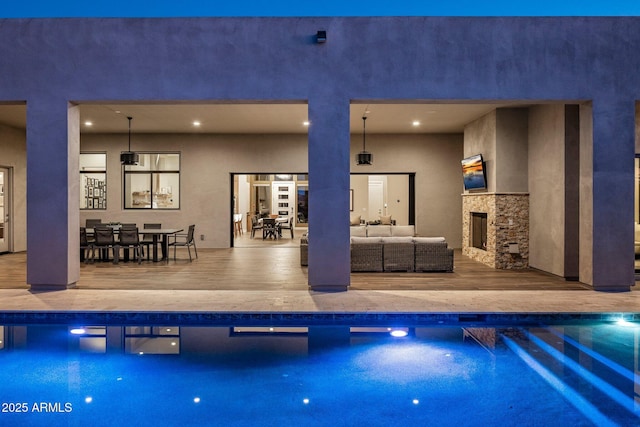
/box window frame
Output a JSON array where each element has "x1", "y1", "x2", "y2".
[
  {"x1": 80, "y1": 152, "x2": 107, "y2": 210},
  {"x1": 123, "y1": 152, "x2": 181, "y2": 210}
]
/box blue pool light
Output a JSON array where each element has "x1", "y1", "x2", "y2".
[
  {"x1": 389, "y1": 328, "x2": 408, "y2": 337},
  {"x1": 303, "y1": 398, "x2": 310, "y2": 405},
  {"x1": 193, "y1": 397, "x2": 201, "y2": 403}
]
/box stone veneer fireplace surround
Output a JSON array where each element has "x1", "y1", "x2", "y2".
[{"x1": 462, "y1": 193, "x2": 529, "y2": 269}]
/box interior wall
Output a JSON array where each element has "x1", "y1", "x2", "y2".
[
  {"x1": 349, "y1": 174, "x2": 368, "y2": 221},
  {"x1": 0, "y1": 123, "x2": 27, "y2": 252},
  {"x1": 496, "y1": 108, "x2": 529, "y2": 193},
  {"x1": 528, "y1": 104, "x2": 566, "y2": 276},
  {"x1": 385, "y1": 175, "x2": 409, "y2": 225},
  {"x1": 463, "y1": 110, "x2": 497, "y2": 192}
]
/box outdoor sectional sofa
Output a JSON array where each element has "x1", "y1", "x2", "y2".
[{"x1": 299, "y1": 225, "x2": 454, "y2": 272}]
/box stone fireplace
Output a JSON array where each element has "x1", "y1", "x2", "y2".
[{"x1": 462, "y1": 193, "x2": 529, "y2": 269}]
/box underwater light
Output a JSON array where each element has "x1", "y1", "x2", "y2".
[
  {"x1": 390, "y1": 329, "x2": 408, "y2": 338},
  {"x1": 303, "y1": 398, "x2": 310, "y2": 405},
  {"x1": 70, "y1": 328, "x2": 86, "y2": 335},
  {"x1": 193, "y1": 397, "x2": 201, "y2": 403},
  {"x1": 616, "y1": 319, "x2": 636, "y2": 327}
]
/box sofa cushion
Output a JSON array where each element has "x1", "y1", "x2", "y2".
[
  {"x1": 350, "y1": 226, "x2": 367, "y2": 237},
  {"x1": 351, "y1": 236, "x2": 382, "y2": 244},
  {"x1": 379, "y1": 215, "x2": 392, "y2": 225},
  {"x1": 391, "y1": 225, "x2": 415, "y2": 237},
  {"x1": 381, "y1": 236, "x2": 414, "y2": 243},
  {"x1": 366, "y1": 225, "x2": 392, "y2": 237},
  {"x1": 350, "y1": 214, "x2": 362, "y2": 226},
  {"x1": 413, "y1": 237, "x2": 446, "y2": 243}
]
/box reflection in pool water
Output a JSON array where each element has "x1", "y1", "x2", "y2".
[{"x1": 0, "y1": 323, "x2": 639, "y2": 426}]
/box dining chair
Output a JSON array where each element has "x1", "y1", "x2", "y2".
[
  {"x1": 141, "y1": 223, "x2": 162, "y2": 260},
  {"x1": 84, "y1": 219, "x2": 101, "y2": 252},
  {"x1": 118, "y1": 227, "x2": 142, "y2": 264},
  {"x1": 80, "y1": 227, "x2": 94, "y2": 263},
  {"x1": 250, "y1": 215, "x2": 263, "y2": 238},
  {"x1": 262, "y1": 218, "x2": 278, "y2": 240},
  {"x1": 140, "y1": 222, "x2": 162, "y2": 261},
  {"x1": 92, "y1": 226, "x2": 119, "y2": 264},
  {"x1": 85, "y1": 218, "x2": 103, "y2": 228},
  {"x1": 279, "y1": 216, "x2": 294, "y2": 238},
  {"x1": 168, "y1": 224, "x2": 198, "y2": 261}
]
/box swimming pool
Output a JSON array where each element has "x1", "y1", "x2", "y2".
[{"x1": 0, "y1": 321, "x2": 639, "y2": 426}]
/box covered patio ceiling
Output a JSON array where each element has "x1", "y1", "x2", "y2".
[{"x1": 0, "y1": 101, "x2": 536, "y2": 135}]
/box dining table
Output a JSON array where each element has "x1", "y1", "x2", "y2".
[
  {"x1": 86, "y1": 227, "x2": 183, "y2": 263},
  {"x1": 138, "y1": 228, "x2": 183, "y2": 262}
]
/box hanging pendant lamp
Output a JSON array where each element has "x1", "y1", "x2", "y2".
[
  {"x1": 120, "y1": 116, "x2": 139, "y2": 165},
  {"x1": 356, "y1": 115, "x2": 372, "y2": 165}
]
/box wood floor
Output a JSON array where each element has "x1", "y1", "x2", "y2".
[{"x1": 0, "y1": 243, "x2": 592, "y2": 291}]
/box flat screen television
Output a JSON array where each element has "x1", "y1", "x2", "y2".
[{"x1": 461, "y1": 154, "x2": 487, "y2": 191}]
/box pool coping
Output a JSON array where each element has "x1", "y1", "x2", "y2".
[{"x1": 0, "y1": 310, "x2": 638, "y2": 326}]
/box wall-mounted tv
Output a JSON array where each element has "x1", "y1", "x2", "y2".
[{"x1": 461, "y1": 154, "x2": 487, "y2": 191}]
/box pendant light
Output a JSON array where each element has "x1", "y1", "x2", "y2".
[
  {"x1": 356, "y1": 115, "x2": 372, "y2": 165},
  {"x1": 120, "y1": 116, "x2": 139, "y2": 165}
]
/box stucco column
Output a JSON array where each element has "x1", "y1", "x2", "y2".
[
  {"x1": 307, "y1": 97, "x2": 351, "y2": 291},
  {"x1": 581, "y1": 100, "x2": 635, "y2": 291},
  {"x1": 27, "y1": 100, "x2": 80, "y2": 290}
]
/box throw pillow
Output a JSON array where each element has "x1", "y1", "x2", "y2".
[
  {"x1": 413, "y1": 237, "x2": 446, "y2": 243},
  {"x1": 350, "y1": 214, "x2": 361, "y2": 226},
  {"x1": 379, "y1": 215, "x2": 392, "y2": 225}
]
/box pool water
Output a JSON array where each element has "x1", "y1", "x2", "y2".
[{"x1": 0, "y1": 322, "x2": 639, "y2": 426}]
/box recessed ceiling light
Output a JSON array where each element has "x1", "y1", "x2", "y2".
[
  {"x1": 303, "y1": 121, "x2": 310, "y2": 126},
  {"x1": 193, "y1": 121, "x2": 201, "y2": 127},
  {"x1": 84, "y1": 121, "x2": 93, "y2": 126},
  {"x1": 412, "y1": 121, "x2": 420, "y2": 127}
]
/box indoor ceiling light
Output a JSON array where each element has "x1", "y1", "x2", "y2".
[
  {"x1": 193, "y1": 121, "x2": 201, "y2": 127},
  {"x1": 120, "y1": 116, "x2": 139, "y2": 165},
  {"x1": 412, "y1": 120, "x2": 420, "y2": 126},
  {"x1": 356, "y1": 115, "x2": 372, "y2": 166},
  {"x1": 303, "y1": 121, "x2": 310, "y2": 126},
  {"x1": 84, "y1": 121, "x2": 93, "y2": 126}
]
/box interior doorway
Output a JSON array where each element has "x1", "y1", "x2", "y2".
[
  {"x1": 232, "y1": 173, "x2": 308, "y2": 247},
  {"x1": 0, "y1": 167, "x2": 11, "y2": 253},
  {"x1": 350, "y1": 173, "x2": 415, "y2": 225}
]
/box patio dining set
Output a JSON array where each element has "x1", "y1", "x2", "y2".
[{"x1": 80, "y1": 220, "x2": 198, "y2": 264}]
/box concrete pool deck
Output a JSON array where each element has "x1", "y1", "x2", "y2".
[{"x1": 0, "y1": 288, "x2": 639, "y2": 324}]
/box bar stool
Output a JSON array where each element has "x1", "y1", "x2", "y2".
[{"x1": 234, "y1": 213, "x2": 243, "y2": 236}]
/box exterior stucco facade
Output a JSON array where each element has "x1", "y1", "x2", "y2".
[{"x1": 0, "y1": 17, "x2": 638, "y2": 291}]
